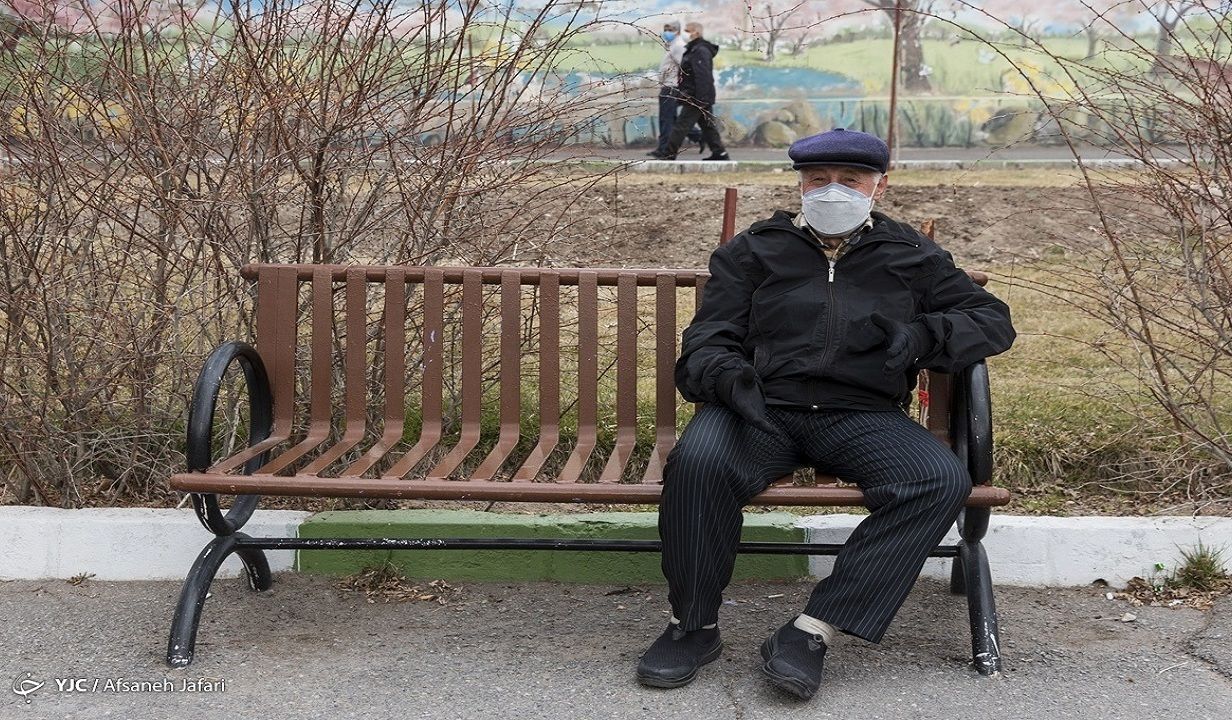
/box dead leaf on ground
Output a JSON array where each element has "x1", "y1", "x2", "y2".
[
  {"x1": 1110, "y1": 576, "x2": 1232, "y2": 611},
  {"x1": 339, "y1": 566, "x2": 461, "y2": 605}
]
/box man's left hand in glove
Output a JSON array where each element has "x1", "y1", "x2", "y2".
[{"x1": 869, "y1": 312, "x2": 935, "y2": 375}]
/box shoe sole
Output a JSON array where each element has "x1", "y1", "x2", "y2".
[
  {"x1": 759, "y1": 636, "x2": 816, "y2": 700},
  {"x1": 636, "y1": 642, "x2": 722, "y2": 689}
]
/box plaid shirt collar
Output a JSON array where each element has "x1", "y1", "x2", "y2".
[{"x1": 796, "y1": 213, "x2": 875, "y2": 260}]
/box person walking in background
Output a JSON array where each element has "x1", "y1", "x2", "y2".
[
  {"x1": 651, "y1": 22, "x2": 730, "y2": 162},
  {"x1": 649, "y1": 21, "x2": 699, "y2": 157}
]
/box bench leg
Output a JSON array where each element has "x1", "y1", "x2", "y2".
[
  {"x1": 959, "y1": 540, "x2": 1002, "y2": 675},
  {"x1": 166, "y1": 533, "x2": 271, "y2": 668},
  {"x1": 955, "y1": 506, "x2": 1002, "y2": 676},
  {"x1": 949, "y1": 555, "x2": 966, "y2": 595}
]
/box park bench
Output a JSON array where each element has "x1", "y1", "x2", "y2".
[{"x1": 167, "y1": 211, "x2": 1010, "y2": 676}]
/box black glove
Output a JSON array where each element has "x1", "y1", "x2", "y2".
[
  {"x1": 716, "y1": 365, "x2": 777, "y2": 434},
  {"x1": 869, "y1": 312, "x2": 934, "y2": 375}
]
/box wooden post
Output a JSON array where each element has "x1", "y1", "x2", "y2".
[
  {"x1": 887, "y1": 0, "x2": 903, "y2": 170},
  {"x1": 720, "y1": 187, "x2": 737, "y2": 245}
]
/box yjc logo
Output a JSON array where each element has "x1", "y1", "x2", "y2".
[{"x1": 11, "y1": 673, "x2": 44, "y2": 703}]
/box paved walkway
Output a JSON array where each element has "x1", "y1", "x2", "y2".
[
  {"x1": 557, "y1": 143, "x2": 1185, "y2": 169},
  {"x1": 2, "y1": 575, "x2": 1229, "y2": 719}
]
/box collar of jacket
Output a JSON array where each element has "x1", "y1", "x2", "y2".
[
  {"x1": 747, "y1": 209, "x2": 921, "y2": 250},
  {"x1": 686, "y1": 38, "x2": 720, "y2": 56}
]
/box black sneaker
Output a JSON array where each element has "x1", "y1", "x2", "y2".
[
  {"x1": 759, "y1": 621, "x2": 826, "y2": 700},
  {"x1": 636, "y1": 623, "x2": 722, "y2": 688},
  {"x1": 702, "y1": 152, "x2": 731, "y2": 161},
  {"x1": 649, "y1": 150, "x2": 677, "y2": 160}
]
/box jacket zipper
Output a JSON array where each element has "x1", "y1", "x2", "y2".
[
  {"x1": 811, "y1": 229, "x2": 917, "y2": 383},
  {"x1": 814, "y1": 255, "x2": 839, "y2": 383}
]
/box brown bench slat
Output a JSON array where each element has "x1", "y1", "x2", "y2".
[
  {"x1": 298, "y1": 269, "x2": 369, "y2": 475},
  {"x1": 557, "y1": 271, "x2": 600, "y2": 482},
  {"x1": 344, "y1": 268, "x2": 408, "y2": 477},
  {"x1": 170, "y1": 472, "x2": 1009, "y2": 507},
  {"x1": 426, "y1": 270, "x2": 484, "y2": 478},
  {"x1": 643, "y1": 274, "x2": 679, "y2": 484},
  {"x1": 512, "y1": 272, "x2": 562, "y2": 482},
  {"x1": 212, "y1": 266, "x2": 298, "y2": 473},
  {"x1": 258, "y1": 267, "x2": 337, "y2": 475},
  {"x1": 384, "y1": 268, "x2": 446, "y2": 477},
  {"x1": 599, "y1": 273, "x2": 640, "y2": 483},
  {"x1": 472, "y1": 271, "x2": 525, "y2": 478}
]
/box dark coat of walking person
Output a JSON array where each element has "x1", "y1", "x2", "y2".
[
  {"x1": 636, "y1": 128, "x2": 1015, "y2": 699},
  {"x1": 651, "y1": 22, "x2": 730, "y2": 161},
  {"x1": 649, "y1": 21, "x2": 700, "y2": 156}
]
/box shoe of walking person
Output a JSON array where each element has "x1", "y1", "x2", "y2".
[
  {"x1": 636, "y1": 623, "x2": 722, "y2": 688},
  {"x1": 759, "y1": 621, "x2": 826, "y2": 700},
  {"x1": 703, "y1": 151, "x2": 731, "y2": 161},
  {"x1": 650, "y1": 150, "x2": 677, "y2": 160}
]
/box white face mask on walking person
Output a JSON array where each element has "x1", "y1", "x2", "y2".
[{"x1": 798, "y1": 166, "x2": 887, "y2": 238}]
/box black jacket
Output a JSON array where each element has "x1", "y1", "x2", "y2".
[
  {"x1": 676, "y1": 210, "x2": 1016, "y2": 411},
  {"x1": 678, "y1": 38, "x2": 719, "y2": 106}
]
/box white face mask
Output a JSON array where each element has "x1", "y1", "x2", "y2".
[{"x1": 800, "y1": 182, "x2": 876, "y2": 237}]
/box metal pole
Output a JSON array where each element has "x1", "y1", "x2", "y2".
[{"x1": 888, "y1": 0, "x2": 903, "y2": 169}]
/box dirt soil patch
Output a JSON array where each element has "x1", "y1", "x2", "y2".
[{"x1": 550, "y1": 174, "x2": 1151, "y2": 269}]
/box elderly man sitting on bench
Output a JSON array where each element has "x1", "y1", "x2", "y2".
[{"x1": 636, "y1": 128, "x2": 1016, "y2": 700}]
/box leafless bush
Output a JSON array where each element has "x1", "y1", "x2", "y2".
[
  {"x1": 0, "y1": 0, "x2": 640, "y2": 506},
  {"x1": 952, "y1": 1, "x2": 1232, "y2": 500}
]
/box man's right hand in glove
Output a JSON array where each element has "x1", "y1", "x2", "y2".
[{"x1": 715, "y1": 364, "x2": 777, "y2": 434}]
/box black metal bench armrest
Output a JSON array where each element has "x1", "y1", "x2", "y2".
[
  {"x1": 954, "y1": 360, "x2": 993, "y2": 487},
  {"x1": 185, "y1": 341, "x2": 273, "y2": 535}
]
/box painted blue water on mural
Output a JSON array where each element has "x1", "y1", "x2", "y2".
[{"x1": 716, "y1": 66, "x2": 861, "y2": 99}]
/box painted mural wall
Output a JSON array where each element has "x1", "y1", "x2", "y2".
[
  {"x1": 568, "y1": 0, "x2": 1228, "y2": 147},
  {"x1": 1, "y1": 1, "x2": 1227, "y2": 148}
]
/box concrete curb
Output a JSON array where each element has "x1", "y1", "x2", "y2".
[
  {"x1": 800, "y1": 514, "x2": 1232, "y2": 587},
  {"x1": 2, "y1": 506, "x2": 1229, "y2": 587},
  {"x1": 0, "y1": 507, "x2": 309, "y2": 581}
]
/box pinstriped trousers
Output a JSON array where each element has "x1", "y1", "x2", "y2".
[{"x1": 659, "y1": 404, "x2": 971, "y2": 643}]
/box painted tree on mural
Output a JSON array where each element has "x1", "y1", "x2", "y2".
[
  {"x1": 860, "y1": 0, "x2": 935, "y2": 92},
  {"x1": 700, "y1": 0, "x2": 854, "y2": 58},
  {"x1": 737, "y1": 0, "x2": 936, "y2": 89},
  {"x1": 747, "y1": 1, "x2": 827, "y2": 60},
  {"x1": 760, "y1": 1, "x2": 801, "y2": 61},
  {"x1": 975, "y1": 0, "x2": 1123, "y2": 55},
  {"x1": 1064, "y1": 0, "x2": 1139, "y2": 59},
  {"x1": 1, "y1": 0, "x2": 185, "y2": 36},
  {"x1": 1149, "y1": 0, "x2": 1215, "y2": 63}
]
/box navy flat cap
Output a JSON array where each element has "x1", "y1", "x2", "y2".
[{"x1": 788, "y1": 128, "x2": 890, "y2": 173}]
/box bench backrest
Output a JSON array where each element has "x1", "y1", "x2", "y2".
[{"x1": 243, "y1": 264, "x2": 712, "y2": 484}]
